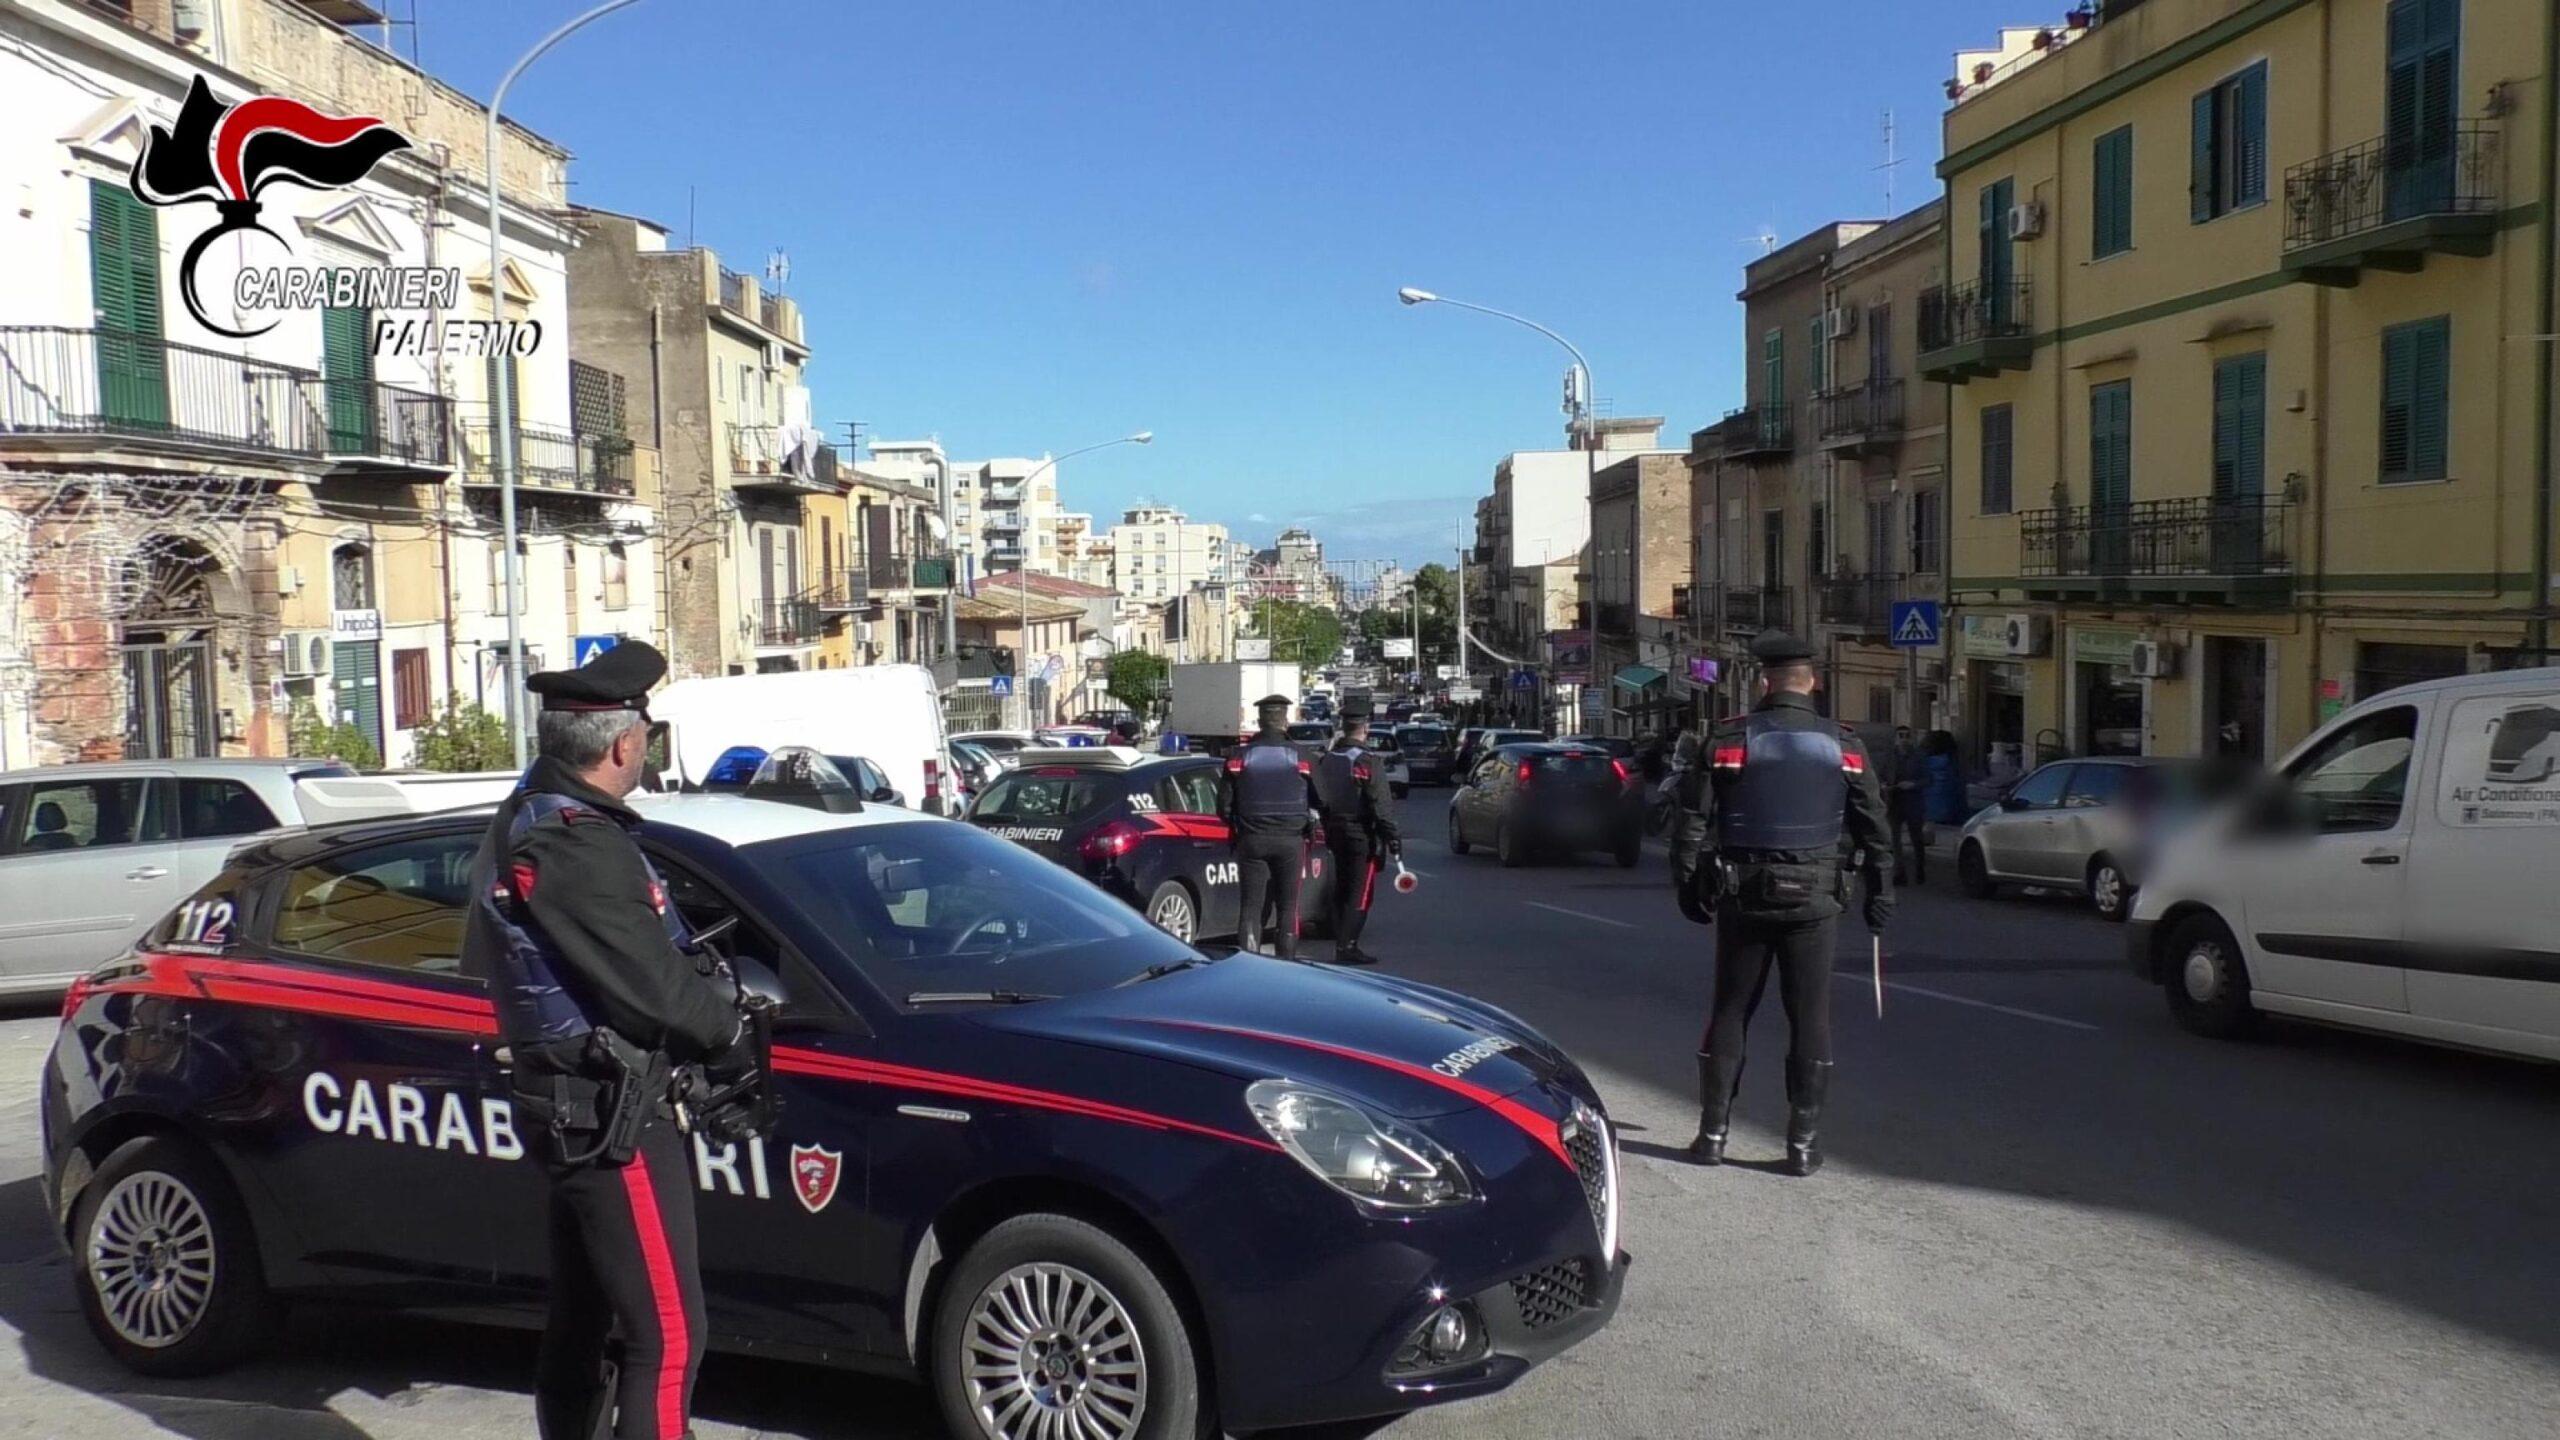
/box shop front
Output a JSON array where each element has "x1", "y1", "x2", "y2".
[
  {"x1": 2070, "y1": 627, "x2": 2146, "y2": 758},
  {"x1": 1955, "y1": 613, "x2": 2027, "y2": 780}
]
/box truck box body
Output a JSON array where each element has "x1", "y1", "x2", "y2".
[{"x1": 1168, "y1": 662, "x2": 1303, "y2": 747}]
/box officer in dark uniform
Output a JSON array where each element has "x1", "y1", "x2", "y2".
[
  {"x1": 461, "y1": 641, "x2": 751, "y2": 1440},
  {"x1": 1313, "y1": 706, "x2": 1402, "y2": 965},
  {"x1": 1223, "y1": 694, "x2": 1319, "y2": 958},
  {"x1": 1670, "y1": 632, "x2": 1892, "y2": 1177}
]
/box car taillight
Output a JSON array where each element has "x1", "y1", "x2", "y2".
[
  {"x1": 1611, "y1": 758, "x2": 1631, "y2": 787},
  {"x1": 1516, "y1": 760, "x2": 1535, "y2": 787},
  {"x1": 923, "y1": 755, "x2": 943, "y2": 811},
  {"x1": 60, "y1": 973, "x2": 95, "y2": 1024},
  {"x1": 1080, "y1": 819, "x2": 1144, "y2": 862}
]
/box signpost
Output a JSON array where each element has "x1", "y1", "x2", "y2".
[
  {"x1": 990, "y1": 675, "x2": 1014, "y2": 697},
  {"x1": 1236, "y1": 637, "x2": 1271, "y2": 660},
  {"x1": 1384, "y1": 638, "x2": 1415, "y2": 660}
]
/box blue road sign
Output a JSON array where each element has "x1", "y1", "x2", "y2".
[
  {"x1": 990, "y1": 675, "x2": 1014, "y2": 697},
  {"x1": 572, "y1": 633, "x2": 620, "y2": 668},
  {"x1": 1511, "y1": 668, "x2": 1537, "y2": 692},
  {"x1": 1888, "y1": 600, "x2": 1942, "y2": 649}
]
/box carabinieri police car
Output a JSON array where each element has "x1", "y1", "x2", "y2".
[
  {"x1": 964, "y1": 746, "x2": 1339, "y2": 947},
  {"x1": 40, "y1": 785, "x2": 1623, "y2": 1440}
]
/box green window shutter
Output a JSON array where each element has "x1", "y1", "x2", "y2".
[
  {"x1": 1981, "y1": 405, "x2": 2014, "y2": 515},
  {"x1": 2090, "y1": 382, "x2": 2132, "y2": 510},
  {"x1": 1808, "y1": 314, "x2": 1826, "y2": 392},
  {"x1": 2411, "y1": 318, "x2": 2450, "y2": 480},
  {"x1": 88, "y1": 180, "x2": 167, "y2": 430},
  {"x1": 2235, "y1": 65, "x2": 2268, "y2": 206},
  {"x1": 2094, "y1": 126, "x2": 2132, "y2": 258},
  {"x1": 2213, "y1": 354, "x2": 2266, "y2": 499},
  {"x1": 2189, "y1": 90, "x2": 2216, "y2": 222},
  {"x1": 322, "y1": 302, "x2": 375, "y2": 454}
]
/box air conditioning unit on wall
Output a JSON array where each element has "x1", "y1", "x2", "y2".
[
  {"x1": 2001, "y1": 613, "x2": 2050, "y2": 657},
  {"x1": 280, "y1": 631, "x2": 331, "y2": 678},
  {"x1": 2128, "y1": 639, "x2": 2180, "y2": 679},
  {"x1": 2008, "y1": 201, "x2": 2046, "y2": 240},
  {"x1": 1826, "y1": 306, "x2": 1858, "y2": 339}
]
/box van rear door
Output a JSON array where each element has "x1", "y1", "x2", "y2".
[{"x1": 2398, "y1": 684, "x2": 2560, "y2": 1057}]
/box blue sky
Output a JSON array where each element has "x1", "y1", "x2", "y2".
[{"x1": 419, "y1": 0, "x2": 2020, "y2": 567}]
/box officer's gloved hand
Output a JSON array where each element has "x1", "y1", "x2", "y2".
[
  {"x1": 1678, "y1": 888, "x2": 1714, "y2": 926},
  {"x1": 1863, "y1": 881, "x2": 1895, "y2": 933}
]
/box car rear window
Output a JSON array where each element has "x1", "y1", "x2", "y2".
[
  {"x1": 1287, "y1": 723, "x2": 1333, "y2": 743},
  {"x1": 1535, "y1": 752, "x2": 1618, "y2": 778},
  {"x1": 1396, "y1": 727, "x2": 1451, "y2": 753},
  {"x1": 972, "y1": 768, "x2": 1115, "y2": 822}
]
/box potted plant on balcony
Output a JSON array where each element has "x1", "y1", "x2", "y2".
[
  {"x1": 1973, "y1": 61, "x2": 1996, "y2": 84},
  {"x1": 2066, "y1": 5, "x2": 2095, "y2": 29}
]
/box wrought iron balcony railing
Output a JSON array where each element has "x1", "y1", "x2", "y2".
[
  {"x1": 2282, "y1": 123, "x2": 2500, "y2": 259},
  {"x1": 757, "y1": 598, "x2": 821, "y2": 646},
  {"x1": 1721, "y1": 402, "x2": 1794, "y2": 458},
  {"x1": 1919, "y1": 278, "x2": 2033, "y2": 352},
  {"x1": 1816, "y1": 379, "x2": 1905, "y2": 446},
  {"x1": 0, "y1": 324, "x2": 321, "y2": 458},
  {"x1": 2020, "y1": 494, "x2": 2294, "y2": 581},
  {"x1": 322, "y1": 379, "x2": 450, "y2": 467},
  {"x1": 1722, "y1": 585, "x2": 1793, "y2": 634},
  {"x1": 460, "y1": 421, "x2": 635, "y2": 496},
  {"x1": 1817, "y1": 572, "x2": 1905, "y2": 634}
]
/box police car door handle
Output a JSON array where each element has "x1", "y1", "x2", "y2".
[
  {"x1": 897, "y1": 1104, "x2": 972, "y2": 1124},
  {"x1": 125, "y1": 866, "x2": 168, "y2": 881},
  {"x1": 2359, "y1": 852, "x2": 2401, "y2": 866}
]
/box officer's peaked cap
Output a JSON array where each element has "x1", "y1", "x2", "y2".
[
  {"x1": 1749, "y1": 630, "x2": 1817, "y2": 666},
  {"x1": 527, "y1": 640, "x2": 666, "y2": 712}
]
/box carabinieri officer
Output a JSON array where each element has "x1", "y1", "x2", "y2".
[
  {"x1": 1313, "y1": 705, "x2": 1401, "y2": 965},
  {"x1": 462, "y1": 641, "x2": 751, "y2": 1440},
  {"x1": 1223, "y1": 694, "x2": 1320, "y2": 958},
  {"x1": 1670, "y1": 631, "x2": 1893, "y2": 1177}
]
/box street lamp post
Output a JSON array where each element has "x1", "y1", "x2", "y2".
[
  {"x1": 1397, "y1": 286, "x2": 1601, "y2": 728},
  {"x1": 488, "y1": 0, "x2": 644, "y2": 767},
  {"x1": 1009, "y1": 432, "x2": 1151, "y2": 723}
]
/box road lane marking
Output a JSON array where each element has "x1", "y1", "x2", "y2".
[
  {"x1": 1837, "y1": 975, "x2": 2098, "y2": 1031},
  {"x1": 1523, "y1": 901, "x2": 1638, "y2": 929}
]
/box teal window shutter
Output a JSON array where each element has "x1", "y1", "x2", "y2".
[
  {"x1": 2094, "y1": 126, "x2": 2133, "y2": 257},
  {"x1": 2236, "y1": 65, "x2": 2268, "y2": 206},
  {"x1": 1808, "y1": 313, "x2": 1826, "y2": 392},
  {"x1": 2190, "y1": 91, "x2": 2215, "y2": 222},
  {"x1": 2380, "y1": 317, "x2": 2449, "y2": 483},
  {"x1": 1981, "y1": 405, "x2": 2014, "y2": 515}
]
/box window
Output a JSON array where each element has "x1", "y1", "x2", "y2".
[
  {"x1": 1909, "y1": 490, "x2": 1943, "y2": 575},
  {"x1": 2090, "y1": 381, "x2": 2134, "y2": 514},
  {"x1": 1808, "y1": 313, "x2": 1827, "y2": 393},
  {"x1": 2285, "y1": 704, "x2": 2418, "y2": 833},
  {"x1": 1865, "y1": 496, "x2": 1896, "y2": 577},
  {"x1": 2380, "y1": 316, "x2": 2450, "y2": 484},
  {"x1": 1161, "y1": 768, "x2": 1222, "y2": 815},
  {"x1": 1808, "y1": 503, "x2": 1829, "y2": 580},
  {"x1": 2386, "y1": 0, "x2": 2461, "y2": 221},
  {"x1": 563, "y1": 542, "x2": 580, "y2": 622},
  {"x1": 1981, "y1": 404, "x2": 2015, "y2": 514},
  {"x1": 2190, "y1": 62, "x2": 2268, "y2": 221},
  {"x1": 487, "y1": 538, "x2": 506, "y2": 614},
  {"x1": 1762, "y1": 328, "x2": 1783, "y2": 406},
  {"x1": 1866, "y1": 685, "x2": 1896, "y2": 724},
  {"x1": 2005, "y1": 764, "x2": 2073, "y2": 810},
  {"x1": 2063, "y1": 764, "x2": 2128, "y2": 808},
  {"x1": 2213, "y1": 353, "x2": 2268, "y2": 500},
  {"x1": 89, "y1": 180, "x2": 167, "y2": 430},
  {"x1": 971, "y1": 769, "x2": 1113, "y2": 823},
  {"x1": 11, "y1": 779, "x2": 165, "y2": 851},
  {"x1": 332, "y1": 543, "x2": 374, "y2": 611},
  {"x1": 1866, "y1": 301, "x2": 1892, "y2": 381},
  {"x1": 176, "y1": 778, "x2": 280, "y2": 839},
  {"x1": 390, "y1": 647, "x2": 430, "y2": 730},
  {"x1": 2093, "y1": 124, "x2": 2134, "y2": 257},
  {"x1": 604, "y1": 543, "x2": 631, "y2": 610},
  {"x1": 271, "y1": 833, "x2": 475, "y2": 973}
]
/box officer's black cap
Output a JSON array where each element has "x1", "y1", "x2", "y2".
[
  {"x1": 526, "y1": 640, "x2": 666, "y2": 713},
  {"x1": 1256, "y1": 694, "x2": 1293, "y2": 711},
  {"x1": 1749, "y1": 630, "x2": 1817, "y2": 666}
]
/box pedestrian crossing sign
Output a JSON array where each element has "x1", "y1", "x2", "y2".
[{"x1": 1888, "y1": 601, "x2": 1941, "y2": 648}]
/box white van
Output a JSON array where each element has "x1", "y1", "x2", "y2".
[
  {"x1": 648, "y1": 666, "x2": 953, "y2": 815},
  {"x1": 2128, "y1": 667, "x2": 2560, "y2": 1061}
]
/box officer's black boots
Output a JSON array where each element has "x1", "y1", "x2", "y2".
[
  {"x1": 1688, "y1": 1051, "x2": 1742, "y2": 1164},
  {"x1": 1784, "y1": 1057, "x2": 1834, "y2": 1177}
]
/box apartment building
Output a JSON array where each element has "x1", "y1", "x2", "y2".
[
  {"x1": 950, "y1": 457, "x2": 1061, "y2": 578},
  {"x1": 1813, "y1": 200, "x2": 1952, "y2": 728},
  {"x1": 1105, "y1": 505, "x2": 1228, "y2": 604},
  {"x1": 0, "y1": 0, "x2": 657, "y2": 767},
  {"x1": 1483, "y1": 419, "x2": 1668, "y2": 662},
  {"x1": 1934, "y1": 0, "x2": 2556, "y2": 775},
  {"x1": 1586, "y1": 454, "x2": 1693, "y2": 736},
  {"x1": 567, "y1": 207, "x2": 816, "y2": 678}
]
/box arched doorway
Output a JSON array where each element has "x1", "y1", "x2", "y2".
[{"x1": 120, "y1": 540, "x2": 220, "y2": 758}]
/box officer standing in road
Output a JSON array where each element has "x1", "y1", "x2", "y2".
[
  {"x1": 1313, "y1": 706, "x2": 1403, "y2": 965},
  {"x1": 1223, "y1": 694, "x2": 1319, "y2": 958},
  {"x1": 1882, "y1": 725, "x2": 1930, "y2": 885},
  {"x1": 462, "y1": 641, "x2": 753, "y2": 1440},
  {"x1": 1670, "y1": 632, "x2": 1892, "y2": 1177}
]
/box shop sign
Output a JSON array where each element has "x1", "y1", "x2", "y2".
[
  {"x1": 1957, "y1": 614, "x2": 2011, "y2": 659},
  {"x1": 2070, "y1": 628, "x2": 2142, "y2": 669}
]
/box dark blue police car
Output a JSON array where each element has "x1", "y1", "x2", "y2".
[
  {"x1": 965, "y1": 746, "x2": 1339, "y2": 947},
  {"x1": 40, "y1": 790, "x2": 1622, "y2": 1439}
]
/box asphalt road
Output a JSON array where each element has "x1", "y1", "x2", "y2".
[{"x1": 3, "y1": 791, "x2": 2557, "y2": 1438}]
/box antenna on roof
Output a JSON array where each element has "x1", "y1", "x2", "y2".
[
  {"x1": 766, "y1": 249, "x2": 790, "y2": 292},
  {"x1": 1875, "y1": 108, "x2": 1905, "y2": 214}
]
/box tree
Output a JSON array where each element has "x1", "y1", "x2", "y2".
[
  {"x1": 1247, "y1": 598, "x2": 1344, "y2": 671},
  {"x1": 1106, "y1": 649, "x2": 1170, "y2": 715},
  {"x1": 410, "y1": 698, "x2": 513, "y2": 772},
  {"x1": 1413, "y1": 563, "x2": 1459, "y2": 653}
]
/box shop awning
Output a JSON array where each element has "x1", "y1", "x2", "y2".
[{"x1": 1611, "y1": 664, "x2": 1667, "y2": 692}]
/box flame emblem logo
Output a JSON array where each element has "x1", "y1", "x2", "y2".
[{"x1": 130, "y1": 76, "x2": 412, "y2": 338}]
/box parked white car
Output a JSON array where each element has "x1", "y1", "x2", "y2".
[
  {"x1": 2128, "y1": 668, "x2": 2560, "y2": 1062},
  {"x1": 0, "y1": 758, "x2": 352, "y2": 993}
]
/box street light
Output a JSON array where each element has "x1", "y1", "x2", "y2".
[
  {"x1": 1397, "y1": 284, "x2": 1599, "y2": 730},
  {"x1": 488, "y1": 0, "x2": 644, "y2": 766},
  {"x1": 1010, "y1": 432, "x2": 1153, "y2": 723}
]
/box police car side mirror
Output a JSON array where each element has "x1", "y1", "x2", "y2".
[
  {"x1": 876, "y1": 857, "x2": 930, "y2": 899},
  {"x1": 732, "y1": 955, "x2": 790, "y2": 1009}
]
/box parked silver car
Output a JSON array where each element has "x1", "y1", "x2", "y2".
[
  {"x1": 1955, "y1": 756, "x2": 2204, "y2": 922},
  {"x1": 0, "y1": 758, "x2": 351, "y2": 993}
]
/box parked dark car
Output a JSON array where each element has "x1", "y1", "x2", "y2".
[
  {"x1": 1448, "y1": 743, "x2": 1643, "y2": 868},
  {"x1": 1395, "y1": 724, "x2": 1460, "y2": 786},
  {"x1": 1456, "y1": 728, "x2": 1544, "y2": 776}
]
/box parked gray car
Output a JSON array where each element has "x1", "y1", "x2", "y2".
[
  {"x1": 1955, "y1": 756, "x2": 2202, "y2": 922},
  {"x1": 0, "y1": 758, "x2": 351, "y2": 993}
]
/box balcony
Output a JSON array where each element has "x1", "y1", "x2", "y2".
[
  {"x1": 983, "y1": 479, "x2": 1026, "y2": 506},
  {"x1": 1722, "y1": 585, "x2": 1794, "y2": 634},
  {"x1": 818, "y1": 548, "x2": 958, "y2": 609},
  {"x1": 460, "y1": 422, "x2": 635, "y2": 497},
  {"x1": 756, "y1": 598, "x2": 821, "y2": 647},
  {"x1": 1917, "y1": 279, "x2": 2034, "y2": 383},
  {"x1": 2281, "y1": 124, "x2": 2500, "y2": 286},
  {"x1": 728, "y1": 424, "x2": 836, "y2": 493},
  {"x1": 1816, "y1": 380, "x2": 1905, "y2": 453},
  {"x1": 1721, "y1": 403, "x2": 1794, "y2": 462},
  {"x1": 0, "y1": 324, "x2": 320, "y2": 461},
  {"x1": 719, "y1": 267, "x2": 750, "y2": 314},
  {"x1": 2019, "y1": 493, "x2": 2295, "y2": 604},
  {"x1": 983, "y1": 511, "x2": 1026, "y2": 535},
  {"x1": 1816, "y1": 572, "x2": 1906, "y2": 636},
  {"x1": 322, "y1": 380, "x2": 449, "y2": 471}
]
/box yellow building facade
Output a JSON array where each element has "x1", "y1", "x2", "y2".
[{"x1": 1934, "y1": 0, "x2": 2555, "y2": 775}]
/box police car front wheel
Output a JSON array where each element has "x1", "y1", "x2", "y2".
[
  {"x1": 934, "y1": 1213, "x2": 1212, "y2": 1440},
  {"x1": 70, "y1": 1134, "x2": 279, "y2": 1377},
  {"x1": 1145, "y1": 880, "x2": 1199, "y2": 943}
]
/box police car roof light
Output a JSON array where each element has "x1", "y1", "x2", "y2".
[
  {"x1": 744, "y1": 745, "x2": 863, "y2": 814},
  {"x1": 704, "y1": 745, "x2": 771, "y2": 788}
]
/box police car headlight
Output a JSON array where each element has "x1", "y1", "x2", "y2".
[{"x1": 1245, "y1": 1079, "x2": 1475, "y2": 1210}]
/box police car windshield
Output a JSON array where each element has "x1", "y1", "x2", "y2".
[
  {"x1": 971, "y1": 768, "x2": 1113, "y2": 823},
  {"x1": 760, "y1": 821, "x2": 1198, "y2": 1003}
]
